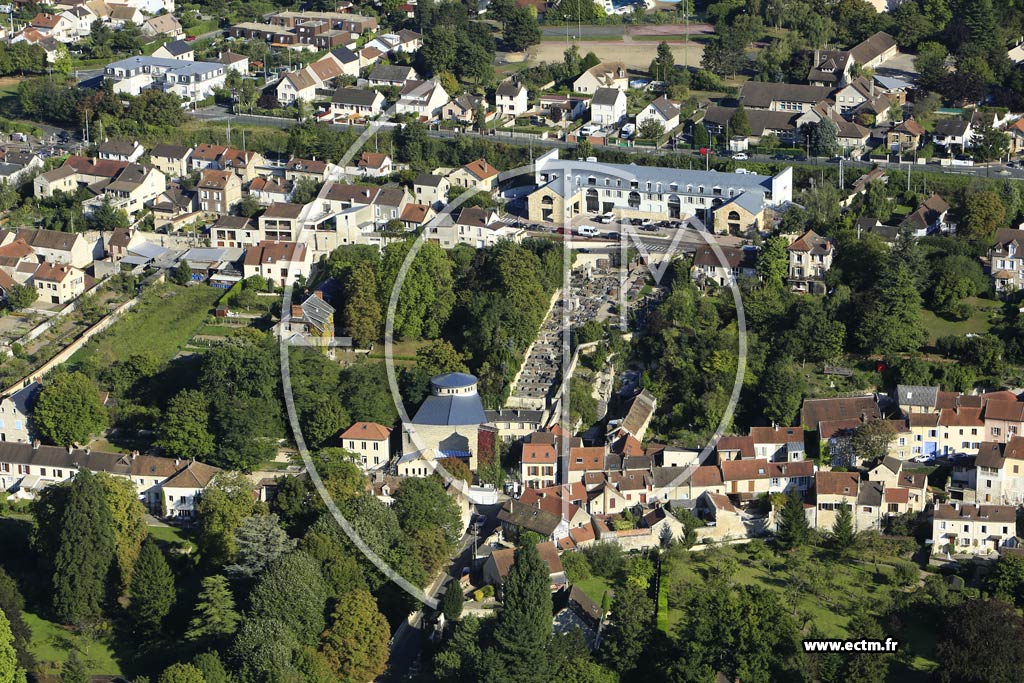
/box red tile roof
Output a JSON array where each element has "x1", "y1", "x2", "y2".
[
  {"x1": 569, "y1": 446, "x2": 604, "y2": 471},
  {"x1": 815, "y1": 471, "x2": 859, "y2": 496},
  {"x1": 522, "y1": 442, "x2": 557, "y2": 464},
  {"x1": 340, "y1": 421, "x2": 391, "y2": 441}
]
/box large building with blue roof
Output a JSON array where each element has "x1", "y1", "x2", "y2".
[{"x1": 399, "y1": 372, "x2": 489, "y2": 473}]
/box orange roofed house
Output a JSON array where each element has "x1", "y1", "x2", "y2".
[
  {"x1": 340, "y1": 421, "x2": 392, "y2": 471},
  {"x1": 449, "y1": 158, "x2": 501, "y2": 194}
]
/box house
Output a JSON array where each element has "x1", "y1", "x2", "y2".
[
  {"x1": 14, "y1": 229, "x2": 92, "y2": 268},
  {"x1": 813, "y1": 470, "x2": 859, "y2": 530},
  {"x1": 527, "y1": 149, "x2": 792, "y2": 231},
  {"x1": 248, "y1": 177, "x2": 293, "y2": 206},
  {"x1": 413, "y1": 173, "x2": 450, "y2": 208},
  {"x1": 849, "y1": 31, "x2": 898, "y2": 69},
  {"x1": 330, "y1": 87, "x2": 385, "y2": 121},
  {"x1": 97, "y1": 139, "x2": 144, "y2": 163},
  {"x1": 750, "y1": 426, "x2": 806, "y2": 462},
  {"x1": 521, "y1": 442, "x2": 557, "y2": 488},
  {"x1": 149, "y1": 143, "x2": 192, "y2": 179},
  {"x1": 83, "y1": 163, "x2": 167, "y2": 221},
  {"x1": 284, "y1": 157, "x2": 337, "y2": 183},
  {"x1": 217, "y1": 51, "x2": 249, "y2": 75},
  {"x1": 932, "y1": 117, "x2": 972, "y2": 150},
  {"x1": 0, "y1": 383, "x2": 37, "y2": 444},
  {"x1": 395, "y1": 79, "x2": 450, "y2": 118},
  {"x1": 210, "y1": 216, "x2": 261, "y2": 249},
  {"x1": 197, "y1": 169, "x2": 241, "y2": 215},
  {"x1": 899, "y1": 194, "x2": 949, "y2": 237},
  {"x1": 104, "y1": 56, "x2": 226, "y2": 105},
  {"x1": 366, "y1": 64, "x2": 418, "y2": 87},
  {"x1": 0, "y1": 153, "x2": 42, "y2": 186},
  {"x1": 349, "y1": 152, "x2": 392, "y2": 178},
  {"x1": 896, "y1": 385, "x2": 939, "y2": 416},
  {"x1": 807, "y1": 49, "x2": 853, "y2": 87},
  {"x1": 259, "y1": 202, "x2": 305, "y2": 241},
  {"x1": 539, "y1": 94, "x2": 588, "y2": 123},
  {"x1": 990, "y1": 228, "x2": 1024, "y2": 293},
  {"x1": 483, "y1": 541, "x2": 566, "y2": 593},
  {"x1": 590, "y1": 87, "x2": 627, "y2": 128},
  {"x1": 693, "y1": 491, "x2": 745, "y2": 536},
  {"x1": 32, "y1": 261, "x2": 86, "y2": 305},
  {"x1": 106, "y1": 227, "x2": 142, "y2": 261},
  {"x1": 497, "y1": 499, "x2": 563, "y2": 542},
  {"x1": 340, "y1": 421, "x2": 391, "y2": 470},
  {"x1": 982, "y1": 394, "x2": 1024, "y2": 444},
  {"x1": 931, "y1": 502, "x2": 1017, "y2": 556},
  {"x1": 428, "y1": 206, "x2": 523, "y2": 250},
  {"x1": 242, "y1": 240, "x2": 311, "y2": 287},
  {"x1": 277, "y1": 69, "x2": 320, "y2": 105},
  {"x1": 364, "y1": 29, "x2": 422, "y2": 55},
  {"x1": 443, "y1": 93, "x2": 484, "y2": 124},
  {"x1": 573, "y1": 62, "x2": 627, "y2": 95},
  {"x1": 740, "y1": 81, "x2": 832, "y2": 113},
  {"x1": 107, "y1": 3, "x2": 143, "y2": 27},
  {"x1": 316, "y1": 46, "x2": 360, "y2": 77},
  {"x1": 887, "y1": 118, "x2": 926, "y2": 152},
  {"x1": 399, "y1": 203, "x2": 434, "y2": 230},
  {"x1": 801, "y1": 395, "x2": 881, "y2": 436},
  {"x1": 691, "y1": 244, "x2": 756, "y2": 288},
  {"x1": 636, "y1": 96, "x2": 680, "y2": 133},
  {"x1": 720, "y1": 458, "x2": 771, "y2": 503},
  {"x1": 449, "y1": 158, "x2": 500, "y2": 194},
  {"x1": 29, "y1": 12, "x2": 75, "y2": 42},
  {"x1": 142, "y1": 13, "x2": 184, "y2": 39},
  {"x1": 973, "y1": 437, "x2": 1024, "y2": 504},
  {"x1": 787, "y1": 229, "x2": 833, "y2": 294},
  {"x1": 613, "y1": 389, "x2": 656, "y2": 442},
  {"x1": 495, "y1": 80, "x2": 528, "y2": 118},
  {"x1": 152, "y1": 39, "x2": 193, "y2": 61}
]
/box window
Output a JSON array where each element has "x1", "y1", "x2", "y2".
[
  {"x1": 982, "y1": 525, "x2": 988, "y2": 533},
  {"x1": 993, "y1": 427, "x2": 1002, "y2": 436},
  {"x1": 609, "y1": 499, "x2": 616, "y2": 509},
  {"x1": 770, "y1": 478, "x2": 780, "y2": 486},
  {"x1": 39, "y1": 468, "x2": 46, "y2": 477}
]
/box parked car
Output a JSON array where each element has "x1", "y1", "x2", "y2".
[
  {"x1": 732, "y1": 152, "x2": 748, "y2": 160},
  {"x1": 620, "y1": 123, "x2": 636, "y2": 139}
]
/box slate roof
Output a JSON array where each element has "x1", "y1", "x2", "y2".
[
  {"x1": 160, "y1": 39, "x2": 192, "y2": 56},
  {"x1": 801, "y1": 396, "x2": 879, "y2": 430},
  {"x1": 897, "y1": 384, "x2": 939, "y2": 409},
  {"x1": 739, "y1": 81, "x2": 831, "y2": 108},
  {"x1": 933, "y1": 503, "x2": 1016, "y2": 523},
  {"x1": 498, "y1": 500, "x2": 561, "y2": 535},
  {"x1": 411, "y1": 393, "x2": 487, "y2": 426},
  {"x1": 151, "y1": 143, "x2": 191, "y2": 159},
  {"x1": 591, "y1": 87, "x2": 623, "y2": 107},
  {"x1": 332, "y1": 87, "x2": 380, "y2": 106},
  {"x1": 850, "y1": 31, "x2": 897, "y2": 65}
]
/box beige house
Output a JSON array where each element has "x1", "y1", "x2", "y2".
[
  {"x1": 413, "y1": 173, "x2": 450, "y2": 207},
  {"x1": 14, "y1": 229, "x2": 93, "y2": 268},
  {"x1": 32, "y1": 261, "x2": 86, "y2": 305},
  {"x1": 787, "y1": 229, "x2": 833, "y2": 294},
  {"x1": 0, "y1": 383, "x2": 37, "y2": 444},
  {"x1": 339, "y1": 421, "x2": 392, "y2": 471},
  {"x1": 812, "y1": 470, "x2": 860, "y2": 530},
  {"x1": 197, "y1": 169, "x2": 241, "y2": 214},
  {"x1": 931, "y1": 502, "x2": 1016, "y2": 556},
  {"x1": 449, "y1": 158, "x2": 500, "y2": 194},
  {"x1": 149, "y1": 143, "x2": 193, "y2": 179},
  {"x1": 241, "y1": 240, "x2": 312, "y2": 287},
  {"x1": 521, "y1": 442, "x2": 557, "y2": 489},
  {"x1": 573, "y1": 61, "x2": 627, "y2": 95}
]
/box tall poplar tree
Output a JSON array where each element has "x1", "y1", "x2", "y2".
[
  {"x1": 130, "y1": 538, "x2": 175, "y2": 634},
  {"x1": 52, "y1": 469, "x2": 116, "y2": 626},
  {"x1": 492, "y1": 542, "x2": 553, "y2": 683}
]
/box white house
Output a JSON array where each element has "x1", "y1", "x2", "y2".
[
  {"x1": 395, "y1": 79, "x2": 450, "y2": 118},
  {"x1": 330, "y1": 87, "x2": 385, "y2": 120},
  {"x1": 495, "y1": 80, "x2": 528, "y2": 118},
  {"x1": 636, "y1": 96, "x2": 680, "y2": 133},
  {"x1": 590, "y1": 87, "x2": 627, "y2": 128},
  {"x1": 340, "y1": 421, "x2": 392, "y2": 470}
]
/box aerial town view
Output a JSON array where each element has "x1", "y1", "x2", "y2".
[{"x1": 3, "y1": 0, "x2": 1024, "y2": 681}]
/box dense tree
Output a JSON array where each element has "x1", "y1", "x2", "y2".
[
  {"x1": 195, "y1": 472, "x2": 260, "y2": 566},
  {"x1": 393, "y1": 475, "x2": 464, "y2": 546},
  {"x1": 96, "y1": 473, "x2": 148, "y2": 592},
  {"x1": 756, "y1": 235, "x2": 789, "y2": 288},
  {"x1": 318, "y1": 589, "x2": 390, "y2": 681},
  {"x1": 52, "y1": 470, "x2": 116, "y2": 626},
  {"x1": 775, "y1": 488, "x2": 810, "y2": 550},
  {"x1": 231, "y1": 617, "x2": 302, "y2": 683},
  {"x1": 173, "y1": 260, "x2": 193, "y2": 286},
  {"x1": 648, "y1": 41, "x2": 675, "y2": 82},
  {"x1": 5, "y1": 284, "x2": 36, "y2": 311},
  {"x1": 503, "y1": 7, "x2": 541, "y2": 52},
  {"x1": 856, "y1": 260, "x2": 924, "y2": 356},
  {"x1": 130, "y1": 538, "x2": 175, "y2": 635},
  {"x1": 492, "y1": 542, "x2": 553, "y2": 682},
  {"x1": 638, "y1": 119, "x2": 665, "y2": 140},
  {"x1": 729, "y1": 103, "x2": 751, "y2": 137},
  {"x1": 599, "y1": 582, "x2": 653, "y2": 674},
  {"x1": 442, "y1": 582, "x2": 464, "y2": 622},
  {"x1": 249, "y1": 551, "x2": 330, "y2": 645},
  {"x1": 0, "y1": 570, "x2": 32, "y2": 674},
  {"x1": 157, "y1": 663, "x2": 206, "y2": 683},
  {"x1": 192, "y1": 652, "x2": 231, "y2": 683},
  {"x1": 841, "y1": 611, "x2": 892, "y2": 682},
  {"x1": 344, "y1": 260, "x2": 383, "y2": 348},
  {"x1": 379, "y1": 240, "x2": 455, "y2": 340},
  {"x1": 186, "y1": 575, "x2": 241, "y2": 642},
  {"x1": 157, "y1": 390, "x2": 216, "y2": 461},
  {"x1": 807, "y1": 117, "x2": 839, "y2": 157},
  {"x1": 831, "y1": 503, "x2": 855, "y2": 551},
  {"x1": 225, "y1": 514, "x2": 296, "y2": 578},
  {"x1": 33, "y1": 371, "x2": 109, "y2": 446},
  {"x1": 960, "y1": 190, "x2": 1006, "y2": 240},
  {"x1": 936, "y1": 598, "x2": 1024, "y2": 683},
  {"x1": 0, "y1": 610, "x2": 25, "y2": 683},
  {"x1": 849, "y1": 419, "x2": 896, "y2": 463},
  {"x1": 61, "y1": 652, "x2": 88, "y2": 683},
  {"x1": 759, "y1": 358, "x2": 805, "y2": 426},
  {"x1": 986, "y1": 555, "x2": 1024, "y2": 607}
]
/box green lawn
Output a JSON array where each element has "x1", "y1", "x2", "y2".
[
  {"x1": 574, "y1": 575, "x2": 612, "y2": 606},
  {"x1": 920, "y1": 296, "x2": 1001, "y2": 343},
  {"x1": 22, "y1": 611, "x2": 123, "y2": 676},
  {"x1": 70, "y1": 284, "x2": 224, "y2": 368}
]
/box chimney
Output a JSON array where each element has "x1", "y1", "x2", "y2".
[
  {"x1": 175, "y1": 458, "x2": 180, "y2": 467},
  {"x1": 814, "y1": 49, "x2": 820, "y2": 66},
  {"x1": 314, "y1": 290, "x2": 323, "y2": 299},
  {"x1": 870, "y1": 81, "x2": 875, "y2": 98},
  {"x1": 67, "y1": 446, "x2": 73, "y2": 454},
  {"x1": 85, "y1": 447, "x2": 90, "y2": 455}
]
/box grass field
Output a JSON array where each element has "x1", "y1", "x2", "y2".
[
  {"x1": 574, "y1": 575, "x2": 612, "y2": 606},
  {"x1": 23, "y1": 612, "x2": 123, "y2": 676},
  {"x1": 920, "y1": 297, "x2": 1001, "y2": 343},
  {"x1": 70, "y1": 284, "x2": 224, "y2": 368}
]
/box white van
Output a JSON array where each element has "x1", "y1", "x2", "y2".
[
  {"x1": 579, "y1": 124, "x2": 599, "y2": 137},
  {"x1": 577, "y1": 226, "x2": 599, "y2": 237},
  {"x1": 620, "y1": 123, "x2": 636, "y2": 139}
]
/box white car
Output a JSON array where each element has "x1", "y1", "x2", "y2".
[{"x1": 732, "y1": 152, "x2": 748, "y2": 160}]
